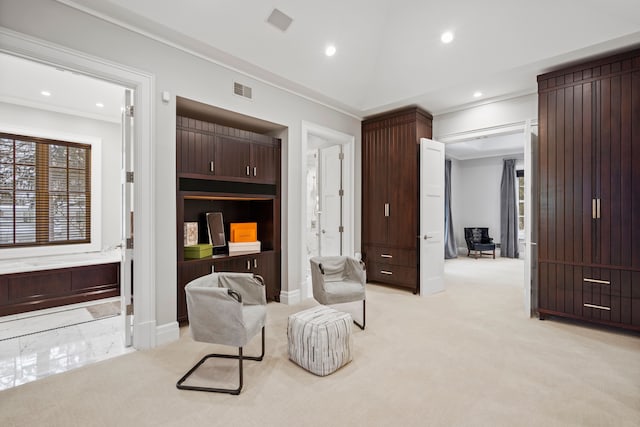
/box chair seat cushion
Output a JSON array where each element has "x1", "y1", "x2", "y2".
[
  {"x1": 322, "y1": 279, "x2": 366, "y2": 305},
  {"x1": 473, "y1": 243, "x2": 496, "y2": 251},
  {"x1": 287, "y1": 306, "x2": 353, "y2": 376}
]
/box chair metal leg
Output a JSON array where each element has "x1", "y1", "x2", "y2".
[
  {"x1": 353, "y1": 300, "x2": 366, "y2": 330},
  {"x1": 176, "y1": 327, "x2": 265, "y2": 395}
]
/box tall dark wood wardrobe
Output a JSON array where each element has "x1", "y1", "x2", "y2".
[
  {"x1": 361, "y1": 107, "x2": 433, "y2": 294},
  {"x1": 537, "y1": 48, "x2": 640, "y2": 331}
]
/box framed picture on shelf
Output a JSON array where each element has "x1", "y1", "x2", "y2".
[{"x1": 184, "y1": 222, "x2": 198, "y2": 246}]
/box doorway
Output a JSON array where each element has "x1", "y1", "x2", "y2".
[
  {"x1": 440, "y1": 123, "x2": 535, "y2": 315},
  {"x1": 301, "y1": 121, "x2": 355, "y2": 300}
]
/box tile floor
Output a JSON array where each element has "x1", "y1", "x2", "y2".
[{"x1": 0, "y1": 301, "x2": 134, "y2": 391}]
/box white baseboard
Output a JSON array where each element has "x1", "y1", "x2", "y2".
[
  {"x1": 156, "y1": 321, "x2": 180, "y2": 346},
  {"x1": 280, "y1": 289, "x2": 301, "y2": 305}
]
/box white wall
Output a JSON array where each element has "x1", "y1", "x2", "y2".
[
  {"x1": 0, "y1": 0, "x2": 361, "y2": 328},
  {"x1": 0, "y1": 101, "x2": 121, "y2": 252},
  {"x1": 434, "y1": 94, "x2": 537, "y2": 139},
  {"x1": 450, "y1": 154, "x2": 524, "y2": 252}
]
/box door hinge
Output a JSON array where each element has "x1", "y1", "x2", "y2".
[
  {"x1": 339, "y1": 226, "x2": 344, "y2": 233},
  {"x1": 126, "y1": 171, "x2": 134, "y2": 183},
  {"x1": 338, "y1": 152, "x2": 344, "y2": 160},
  {"x1": 125, "y1": 105, "x2": 134, "y2": 117},
  {"x1": 126, "y1": 237, "x2": 134, "y2": 249},
  {"x1": 338, "y1": 189, "x2": 344, "y2": 196},
  {"x1": 126, "y1": 304, "x2": 134, "y2": 315}
]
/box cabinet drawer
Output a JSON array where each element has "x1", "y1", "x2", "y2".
[
  {"x1": 367, "y1": 262, "x2": 416, "y2": 287},
  {"x1": 365, "y1": 246, "x2": 416, "y2": 266}
]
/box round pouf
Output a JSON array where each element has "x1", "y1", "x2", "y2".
[{"x1": 287, "y1": 305, "x2": 353, "y2": 376}]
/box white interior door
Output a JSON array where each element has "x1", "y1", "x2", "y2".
[
  {"x1": 524, "y1": 123, "x2": 538, "y2": 316},
  {"x1": 420, "y1": 138, "x2": 445, "y2": 295},
  {"x1": 318, "y1": 144, "x2": 343, "y2": 256},
  {"x1": 121, "y1": 89, "x2": 134, "y2": 347}
]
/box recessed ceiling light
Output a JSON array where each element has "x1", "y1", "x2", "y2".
[
  {"x1": 96, "y1": 102, "x2": 104, "y2": 108},
  {"x1": 41, "y1": 90, "x2": 51, "y2": 97},
  {"x1": 325, "y1": 45, "x2": 337, "y2": 57},
  {"x1": 441, "y1": 31, "x2": 454, "y2": 44},
  {"x1": 473, "y1": 91, "x2": 483, "y2": 98}
]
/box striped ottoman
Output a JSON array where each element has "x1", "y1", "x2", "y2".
[{"x1": 287, "y1": 305, "x2": 353, "y2": 376}]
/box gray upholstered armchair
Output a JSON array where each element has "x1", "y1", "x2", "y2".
[
  {"x1": 176, "y1": 272, "x2": 266, "y2": 395},
  {"x1": 309, "y1": 256, "x2": 366, "y2": 329}
]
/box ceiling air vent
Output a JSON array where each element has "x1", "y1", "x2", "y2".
[
  {"x1": 266, "y1": 8, "x2": 293, "y2": 32},
  {"x1": 233, "y1": 82, "x2": 253, "y2": 100}
]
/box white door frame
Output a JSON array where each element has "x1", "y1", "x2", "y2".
[
  {"x1": 301, "y1": 121, "x2": 355, "y2": 300},
  {"x1": 0, "y1": 28, "x2": 157, "y2": 349},
  {"x1": 436, "y1": 120, "x2": 537, "y2": 316}
]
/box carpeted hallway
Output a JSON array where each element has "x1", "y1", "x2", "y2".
[{"x1": 0, "y1": 256, "x2": 638, "y2": 426}]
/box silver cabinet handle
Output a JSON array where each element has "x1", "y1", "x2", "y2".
[
  {"x1": 253, "y1": 166, "x2": 257, "y2": 176},
  {"x1": 583, "y1": 278, "x2": 610, "y2": 285},
  {"x1": 584, "y1": 303, "x2": 610, "y2": 311},
  {"x1": 592, "y1": 198, "x2": 597, "y2": 219},
  {"x1": 384, "y1": 203, "x2": 389, "y2": 217},
  {"x1": 210, "y1": 161, "x2": 214, "y2": 172},
  {"x1": 246, "y1": 165, "x2": 250, "y2": 176},
  {"x1": 246, "y1": 260, "x2": 251, "y2": 270},
  {"x1": 597, "y1": 198, "x2": 601, "y2": 219},
  {"x1": 380, "y1": 254, "x2": 392, "y2": 258},
  {"x1": 253, "y1": 258, "x2": 257, "y2": 268},
  {"x1": 380, "y1": 270, "x2": 393, "y2": 275}
]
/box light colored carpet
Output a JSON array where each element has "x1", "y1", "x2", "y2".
[{"x1": 0, "y1": 257, "x2": 638, "y2": 426}]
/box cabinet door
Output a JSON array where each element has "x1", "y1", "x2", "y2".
[
  {"x1": 177, "y1": 128, "x2": 216, "y2": 175},
  {"x1": 251, "y1": 142, "x2": 278, "y2": 184},
  {"x1": 362, "y1": 126, "x2": 389, "y2": 245},
  {"x1": 595, "y1": 71, "x2": 640, "y2": 269},
  {"x1": 387, "y1": 122, "x2": 418, "y2": 248},
  {"x1": 215, "y1": 135, "x2": 252, "y2": 179},
  {"x1": 538, "y1": 83, "x2": 594, "y2": 264}
]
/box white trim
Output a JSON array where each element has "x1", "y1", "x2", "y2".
[
  {"x1": 279, "y1": 288, "x2": 301, "y2": 305},
  {"x1": 0, "y1": 95, "x2": 120, "y2": 124},
  {"x1": 0, "y1": 27, "x2": 157, "y2": 350},
  {"x1": 56, "y1": 0, "x2": 362, "y2": 121},
  {"x1": 300, "y1": 121, "x2": 355, "y2": 299},
  {"x1": 156, "y1": 321, "x2": 180, "y2": 346}
]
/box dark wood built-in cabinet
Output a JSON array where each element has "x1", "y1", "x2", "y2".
[
  {"x1": 537, "y1": 48, "x2": 640, "y2": 330},
  {"x1": 176, "y1": 116, "x2": 281, "y2": 322},
  {"x1": 361, "y1": 107, "x2": 432, "y2": 294}
]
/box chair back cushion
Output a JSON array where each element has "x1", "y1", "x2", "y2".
[
  {"x1": 309, "y1": 256, "x2": 366, "y2": 305},
  {"x1": 185, "y1": 273, "x2": 266, "y2": 347}
]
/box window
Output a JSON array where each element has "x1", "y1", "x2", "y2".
[
  {"x1": 517, "y1": 169, "x2": 524, "y2": 238},
  {"x1": 0, "y1": 133, "x2": 91, "y2": 247}
]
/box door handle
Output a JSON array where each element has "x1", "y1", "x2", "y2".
[
  {"x1": 246, "y1": 165, "x2": 250, "y2": 176},
  {"x1": 253, "y1": 166, "x2": 257, "y2": 176},
  {"x1": 210, "y1": 161, "x2": 214, "y2": 172},
  {"x1": 384, "y1": 203, "x2": 389, "y2": 217},
  {"x1": 592, "y1": 198, "x2": 596, "y2": 219},
  {"x1": 424, "y1": 235, "x2": 432, "y2": 240},
  {"x1": 596, "y1": 198, "x2": 601, "y2": 219}
]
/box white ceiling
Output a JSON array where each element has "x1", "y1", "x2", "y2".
[
  {"x1": 58, "y1": 0, "x2": 640, "y2": 117},
  {"x1": 2, "y1": 1, "x2": 639, "y2": 160},
  {"x1": 0, "y1": 52, "x2": 125, "y2": 123}
]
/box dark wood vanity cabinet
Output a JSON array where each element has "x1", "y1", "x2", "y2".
[
  {"x1": 537, "y1": 48, "x2": 640, "y2": 330},
  {"x1": 361, "y1": 107, "x2": 432, "y2": 293},
  {"x1": 176, "y1": 115, "x2": 281, "y2": 323}
]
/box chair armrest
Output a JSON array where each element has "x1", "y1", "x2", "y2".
[{"x1": 218, "y1": 273, "x2": 266, "y2": 306}]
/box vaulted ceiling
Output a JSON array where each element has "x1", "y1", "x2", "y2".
[{"x1": 60, "y1": 0, "x2": 640, "y2": 117}]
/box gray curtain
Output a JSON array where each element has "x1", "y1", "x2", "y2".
[
  {"x1": 444, "y1": 160, "x2": 457, "y2": 259},
  {"x1": 500, "y1": 159, "x2": 519, "y2": 258}
]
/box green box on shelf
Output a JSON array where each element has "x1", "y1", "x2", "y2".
[{"x1": 184, "y1": 243, "x2": 213, "y2": 259}]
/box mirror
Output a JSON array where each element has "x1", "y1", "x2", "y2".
[{"x1": 206, "y1": 212, "x2": 226, "y2": 248}]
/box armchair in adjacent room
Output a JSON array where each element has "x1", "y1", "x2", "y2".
[
  {"x1": 464, "y1": 227, "x2": 496, "y2": 259},
  {"x1": 309, "y1": 256, "x2": 366, "y2": 329},
  {"x1": 176, "y1": 272, "x2": 266, "y2": 395}
]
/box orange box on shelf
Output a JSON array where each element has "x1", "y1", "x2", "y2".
[{"x1": 230, "y1": 222, "x2": 257, "y2": 242}]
